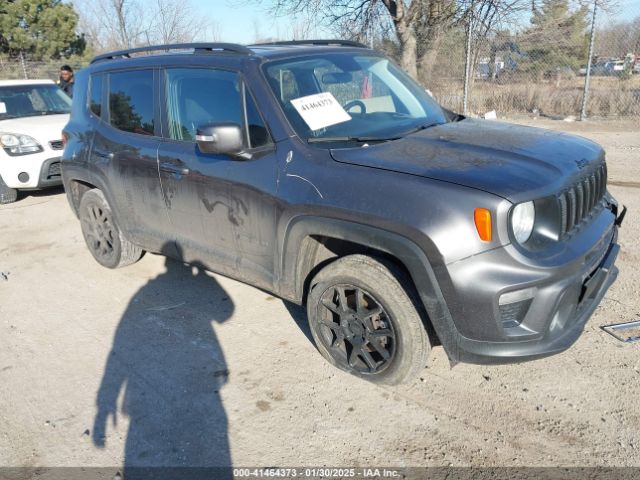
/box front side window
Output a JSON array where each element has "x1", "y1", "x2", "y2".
[
  {"x1": 0, "y1": 84, "x2": 71, "y2": 119},
  {"x1": 164, "y1": 68, "x2": 270, "y2": 148},
  {"x1": 108, "y1": 70, "x2": 154, "y2": 136},
  {"x1": 89, "y1": 74, "x2": 103, "y2": 118},
  {"x1": 264, "y1": 54, "x2": 447, "y2": 144}
]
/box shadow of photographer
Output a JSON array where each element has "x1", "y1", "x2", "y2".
[{"x1": 92, "y1": 244, "x2": 234, "y2": 479}]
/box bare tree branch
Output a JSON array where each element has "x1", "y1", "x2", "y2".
[{"x1": 76, "y1": 0, "x2": 218, "y2": 52}]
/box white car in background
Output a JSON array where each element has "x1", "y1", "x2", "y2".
[
  {"x1": 0, "y1": 79, "x2": 71, "y2": 204},
  {"x1": 604, "y1": 60, "x2": 625, "y2": 75}
]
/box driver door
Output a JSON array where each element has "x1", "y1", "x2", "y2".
[{"x1": 157, "y1": 67, "x2": 278, "y2": 290}]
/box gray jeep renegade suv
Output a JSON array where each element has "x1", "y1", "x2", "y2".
[{"x1": 61, "y1": 41, "x2": 625, "y2": 384}]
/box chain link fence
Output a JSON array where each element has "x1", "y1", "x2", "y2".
[
  {"x1": 420, "y1": 0, "x2": 640, "y2": 119},
  {"x1": 0, "y1": 57, "x2": 86, "y2": 84}
]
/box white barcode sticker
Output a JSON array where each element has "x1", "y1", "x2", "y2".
[{"x1": 290, "y1": 92, "x2": 351, "y2": 131}]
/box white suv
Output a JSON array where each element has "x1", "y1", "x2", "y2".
[{"x1": 0, "y1": 79, "x2": 71, "y2": 204}]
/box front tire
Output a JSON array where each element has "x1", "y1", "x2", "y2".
[
  {"x1": 307, "y1": 254, "x2": 430, "y2": 385},
  {"x1": 0, "y1": 175, "x2": 18, "y2": 204},
  {"x1": 78, "y1": 189, "x2": 143, "y2": 268}
]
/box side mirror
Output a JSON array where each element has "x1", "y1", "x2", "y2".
[{"x1": 196, "y1": 123, "x2": 244, "y2": 156}]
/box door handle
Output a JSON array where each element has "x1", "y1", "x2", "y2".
[{"x1": 159, "y1": 163, "x2": 190, "y2": 175}]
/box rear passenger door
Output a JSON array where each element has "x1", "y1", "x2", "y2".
[
  {"x1": 90, "y1": 69, "x2": 172, "y2": 253},
  {"x1": 157, "y1": 67, "x2": 278, "y2": 289}
]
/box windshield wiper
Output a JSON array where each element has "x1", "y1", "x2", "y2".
[
  {"x1": 308, "y1": 135, "x2": 400, "y2": 144},
  {"x1": 308, "y1": 122, "x2": 444, "y2": 144},
  {"x1": 399, "y1": 122, "x2": 442, "y2": 137},
  {"x1": 43, "y1": 110, "x2": 70, "y2": 115}
]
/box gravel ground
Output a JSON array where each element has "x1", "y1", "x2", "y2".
[{"x1": 0, "y1": 118, "x2": 638, "y2": 471}]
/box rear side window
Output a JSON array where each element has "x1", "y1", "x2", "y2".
[
  {"x1": 108, "y1": 70, "x2": 154, "y2": 135},
  {"x1": 89, "y1": 74, "x2": 103, "y2": 117},
  {"x1": 164, "y1": 68, "x2": 270, "y2": 148}
]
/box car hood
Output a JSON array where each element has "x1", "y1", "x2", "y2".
[
  {"x1": 0, "y1": 114, "x2": 69, "y2": 144},
  {"x1": 330, "y1": 119, "x2": 605, "y2": 202}
]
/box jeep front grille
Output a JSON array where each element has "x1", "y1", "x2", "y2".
[{"x1": 558, "y1": 163, "x2": 607, "y2": 238}]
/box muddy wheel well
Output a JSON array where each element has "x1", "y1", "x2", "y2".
[
  {"x1": 67, "y1": 179, "x2": 97, "y2": 215},
  {"x1": 298, "y1": 235, "x2": 440, "y2": 345},
  {"x1": 299, "y1": 235, "x2": 410, "y2": 300}
]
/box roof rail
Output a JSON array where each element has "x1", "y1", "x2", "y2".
[
  {"x1": 252, "y1": 39, "x2": 369, "y2": 49},
  {"x1": 90, "y1": 43, "x2": 253, "y2": 64}
]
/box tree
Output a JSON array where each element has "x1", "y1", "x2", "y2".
[
  {"x1": 524, "y1": 0, "x2": 589, "y2": 73},
  {"x1": 268, "y1": 0, "x2": 437, "y2": 78},
  {"x1": 264, "y1": 0, "x2": 531, "y2": 81},
  {"x1": 76, "y1": 0, "x2": 218, "y2": 52},
  {"x1": 75, "y1": 0, "x2": 147, "y2": 50},
  {"x1": 0, "y1": 0, "x2": 85, "y2": 59},
  {"x1": 150, "y1": 0, "x2": 210, "y2": 45},
  {"x1": 596, "y1": 16, "x2": 640, "y2": 58},
  {"x1": 414, "y1": 0, "x2": 459, "y2": 79}
]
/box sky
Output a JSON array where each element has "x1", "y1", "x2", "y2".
[
  {"x1": 190, "y1": 0, "x2": 328, "y2": 44},
  {"x1": 191, "y1": 0, "x2": 640, "y2": 44},
  {"x1": 600, "y1": 0, "x2": 640, "y2": 22}
]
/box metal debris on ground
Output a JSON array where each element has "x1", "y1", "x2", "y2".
[{"x1": 601, "y1": 320, "x2": 640, "y2": 343}]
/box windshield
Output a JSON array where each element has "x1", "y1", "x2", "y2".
[
  {"x1": 0, "y1": 84, "x2": 71, "y2": 119},
  {"x1": 263, "y1": 53, "x2": 447, "y2": 144}
]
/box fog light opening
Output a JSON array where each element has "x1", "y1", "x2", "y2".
[
  {"x1": 499, "y1": 287, "x2": 536, "y2": 329},
  {"x1": 18, "y1": 172, "x2": 29, "y2": 183}
]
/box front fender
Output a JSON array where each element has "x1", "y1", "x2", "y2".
[{"x1": 277, "y1": 215, "x2": 465, "y2": 361}]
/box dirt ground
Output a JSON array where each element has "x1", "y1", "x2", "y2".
[{"x1": 0, "y1": 117, "x2": 638, "y2": 472}]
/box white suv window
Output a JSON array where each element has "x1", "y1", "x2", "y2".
[{"x1": 0, "y1": 84, "x2": 71, "y2": 119}]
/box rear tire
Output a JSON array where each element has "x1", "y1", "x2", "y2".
[
  {"x1": 307, "y1": 254, "x2": 430, "y2": 385},
  {"x1": 78, "y1": 189, "x2": 143, "y2": 268},
  {"x1": 0, "y1": 176, "x2": 18, "y2": 204}
]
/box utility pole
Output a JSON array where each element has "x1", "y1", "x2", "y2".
[
  {"x1": 580, "y1": 0, "x2": 598, "y2": 121},
  {"x1": 463, "y1": 3, "x2": 475, "y2": 115},
  {"x1": 19, "y1": 51, "x2": 28, "y2": 79}
]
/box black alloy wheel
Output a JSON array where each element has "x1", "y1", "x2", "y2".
[{"x1": 316, "y1": 284, "x2": 396, "y2": 375}]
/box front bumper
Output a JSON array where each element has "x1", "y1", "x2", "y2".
[
  {"x1": 435, "y1": 204, "x2": 621, "y2": 365},
  {"x1": 452, "y1": 241, "x2": 618, "y2": 364},
  {"x1": 0, "y1": 151, "x2": 62, "y2": 189},
  {"x1": 36, "y1": 157, "x2": 63, "y2": 188}
]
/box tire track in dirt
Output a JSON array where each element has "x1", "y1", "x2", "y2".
[{"x1": 609, "y1": 180, "x2": 640, "y2": 189}]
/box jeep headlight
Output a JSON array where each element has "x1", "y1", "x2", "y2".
[
  {"x1": 511, "y1": 201, "x2": 535, "y2": 244},
  {"x1": 0, "y1": 133, "x2": 43, "y2": 156}
]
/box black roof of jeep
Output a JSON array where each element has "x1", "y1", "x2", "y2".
[{"x1": 90, "y1": 40, "x2": 372, "y2": 65}]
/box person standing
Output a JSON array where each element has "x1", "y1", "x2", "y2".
[{"x1": 58, "y1": 65, "x2": 74, "y2": 98}]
